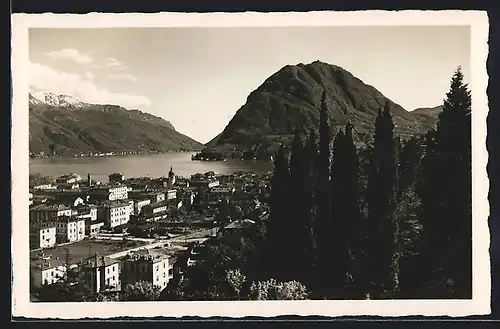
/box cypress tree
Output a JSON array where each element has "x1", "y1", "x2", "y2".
[
  {"x1": 421, "y1": 67, "x2": 472, "y2": 297},
  {"x1": 329, "y1": 122, "x2": 363, "y2": 298},
  {"x1": 342, "y1": 122, "x2": 363, "y2": 296},
  {"x1": 287, "y1": 128, "x2": 316, "y2": 285},
  {"x1": 300, "y1": 130, "x2": 319, "y2": 286},
  {"x1": 314, "y1": 90, "x2": 334, "y2": 297},
  {"x1": 414, "y1": 129, "x2": 440, "y2": 296},
  {"x1": 264, "y1": 144, "x2": 291, "y2": 281},
  {"x1": 365, "y1": 103, "x2": 399, "y2": 298}
]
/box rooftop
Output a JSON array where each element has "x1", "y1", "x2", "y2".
[
  {"x1": 81, "y1": 254, "x2": 119, "y2": 268},
  {"x1": 100, "y1": 200, "x2": 132, "y2": 208},
  {"x1": 123, "y1": 248, "x2": 173, "y2": 263},
  {"x1": 30, "y1": 253, "x2": 66, "y2": 271},
  {"x1": 30, "y1": 203, "x2": 71, "y2": 212}
]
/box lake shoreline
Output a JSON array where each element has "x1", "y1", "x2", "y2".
[{"x1": 30, "y1": 151, "x2": 274, "y2": 183}]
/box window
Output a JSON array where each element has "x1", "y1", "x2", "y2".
[
  {"x1": 156, "y1": 276, "x2": 159, "y2": 282},
  {"x1": 163, "y1": 262, "x2": 166, "y2": 268},
  {"x1": 113, "y1": 276, "x2": 115, "y2": 280},
  {"x1": 51, "y1": 270, "x2": 54, "y2": 276},
  {"x1": 107, "y1": 268, "x2": 110, "y2": 274},
  {"x1": 163, "y1": 272, "x2": 166, "y2": 278}
]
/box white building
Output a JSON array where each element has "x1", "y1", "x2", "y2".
[
  {"x1": 48, "y1": 216, "x2": 86, "y2": 243},
  {"x1": 29, "y1": 225, "x2": 57, "y2": 250},
  {"x1": 134, "y1": 199, "x2": 151, "y2": 215},
  {"x1": 81, "y1": 254, "x2": 120, "y2": 293},
  {"x1": 166, "y1": 189, "x2": 177, "y2": 200},
  {"x1": 56, "y1": 173, "x2": 82, "y2": 184},
  {"x1": 121, "y1": 249, "x2": 174, "y2": 291},
  {"x1": 90, "y1": 184, "x2": 130, "y2": 202},
  {"x1": 30, "y1": 254, "x2": 67, "y2": 288},
  {"x1": 98, "y1": 200, "x2": 131, "y2": 228}
]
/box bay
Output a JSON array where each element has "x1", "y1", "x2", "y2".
[{"x1": 29, "y1": 152, "x2": 274, "y2": 183}]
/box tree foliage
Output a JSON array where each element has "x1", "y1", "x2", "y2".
[{"x1": 120, "y1": 281, "x2": 162, "y2": 301}]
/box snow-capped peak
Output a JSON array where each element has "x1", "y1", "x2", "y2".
[{"x1": 29, "y1": 90, "x2": 84, "y2": 108}]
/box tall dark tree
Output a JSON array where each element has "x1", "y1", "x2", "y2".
[
  {"x1": 397, "y1": 137, "x2": 422, "y2": 200},
  {"x1": 365, "y1": 103, "x2": 399, "y2": 298},
  {"x1": 263, "y1": 143, "x2": 291, "y2": 281},
  {"x1": 286, "y1": 128, "x2": 312, "y2": 283},
  {"x1": 419, "y1": 67, "x2": 472, "y2": 297},
  {"x1": 341, "y1": 122, "x2": 363, "y2": 296},
  {"x1": 297, "y1": 130, "x2": 319, "y2": 287},
  {"x1": 313, "y1": 90, "x2": 334, "y2": 296},
  {"x1": 414, "y1": 129, "x2": 440, "y2": 296},
  {"x1": 328, "y1": 122, "x2": 363, "y2": 298}
]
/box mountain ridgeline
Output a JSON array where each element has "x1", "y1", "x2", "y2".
[
  {"x1": 202, "y1": 61, "x2": 442, "y2": 159},
  {"x1": 29, "y1": 92, "x2": 204, "y2": 156}
]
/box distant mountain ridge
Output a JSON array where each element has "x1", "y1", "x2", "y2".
[
  {"x1": 203, "y1": 61, "x2": 443, "y2": 159},
  {"x1": 29, "y1": 91, "x2": 203, "y2": 156}
]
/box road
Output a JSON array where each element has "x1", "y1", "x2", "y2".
[{"x1": 100, "y1": 227, "x2": 218, "y2": 259}]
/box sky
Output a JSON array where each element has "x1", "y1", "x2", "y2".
[{"x1": 29, "y1": 26, "x2": 470, "y2": 144}]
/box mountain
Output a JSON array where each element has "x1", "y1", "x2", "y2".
[
  {"x1": 29, "y1": 91, "x2": 203, "y2": 156},
  {"x1": 410, "y1": 105, "x2": 443, "y2": 127},
  {"x1": 202, "y1": 61, "x2": 441, "y2": 159}
]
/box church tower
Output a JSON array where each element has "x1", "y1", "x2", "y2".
[{"x1": 168, "y1": 166, "x2": 176, "y2": 188}]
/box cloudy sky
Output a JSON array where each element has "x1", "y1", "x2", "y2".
[{"x1": 29, "y1": 26, "x2": 470, "y2": 144}]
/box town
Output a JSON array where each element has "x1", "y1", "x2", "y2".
[{"x1": 29, "y1": 167, "x2": 271, "y2": 301}]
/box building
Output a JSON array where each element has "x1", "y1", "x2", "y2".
[
  {"x1": 30, "y1": 252, "x2": 67, "y2": 288},
  {"x1": 190, "y1": 179, "x2": 220, "y2": 190},
  {"x1": 73, "y1": 204, "x2": 98, "y2": 221},
  {"x1": 141, "y1": 201, "x2": 167, "y2": 216},
  {"x1": 56, "y1": 182, "x2": 80, "y2": 190},
  {"x1": 206, "y1": 186, "x2": 236, "y2": 202},
  {"x1": 33, "y1": 184, "x2": 56, "y2": 190},
  {"x1": 80, "y1": 253, "x2": 120, "y2": 293},
  {"x1": 121, "y1": 249, "x2": 174, "y2": 290},
  {"x1": 29, "y1": 224, "x2": 57, "y2": 250},
  {"x1": 166, "y1": 199, "x2": 183, "y2": 210},
  {"x1": 89, "y1": 184, "x2": 129, "y2": 202},
  {"x1": 48, "y1": 216, "x2": 86, "y2": 243},
  {"x1": 166, "y1": 189, "x2": 177, "y2": 200},
  {"x1": 109, "y1": 173, "x2": 125, "y2": 183},
  {"x1": 167, "y1": 166, "x2": 176, "y2": 188},
  {"x1": 178, "y1": 190, "x2": 195, "y2": 209},
  {"x1": 55, "y1": 173, "x2": 81, "y2": 184},
  {"x1": 145, "y1": 191, "x2": 166, "y2": 204},
  {"x1": 133, "y1": 199, "x2": 151, "y2": 215},
  {"x1": 98, "y1": 200, "x2": 131, "y2": 229},
  {"x1": 29, "y1": 204, "x2": 73, "y2": 224},
  {"x1": 29, "y1": 192, "x2": 33, "y2": 206},
  {"x1": 86, "y1": 220, "x2": 105, "y2": 237}
]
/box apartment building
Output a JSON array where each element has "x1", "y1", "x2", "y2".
[
  {"x1": 98, "y1": 200, "x2": 131, "y2": 229},
  {"x1": 80, "y1": 253, "x2": 120, "y2": 293},
  {"x1": 47, "y1": 216, "x2": 86, "y2": 243},
  {"x1": 120, "y1": 249, "x2": 174, "y2": 290},
  {"x1": 29, "y1": 224, "x2": 57, "y2": 250}
]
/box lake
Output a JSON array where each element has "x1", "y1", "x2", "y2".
[{"x1": 29, "y1": 152, "x2": 274, "y2": 183}]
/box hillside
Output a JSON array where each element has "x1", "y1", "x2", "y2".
[
  {"x1": 202, "y1": 61, "x2": 441, "y2": 159},
  {"x1": 411, "y1": 105, "x2": 443, "y2": 127},
  {"x1": 29, "y1": 92, "x2": 203, "y2": 156}
]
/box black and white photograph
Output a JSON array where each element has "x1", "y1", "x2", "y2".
[{"x1": 11, "y1": 11, "x2": 490, "y2": 318}]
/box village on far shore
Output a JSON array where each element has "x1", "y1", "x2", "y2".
[{"x1": 28, "y1": 167, "x2": 271, "y2": 300}]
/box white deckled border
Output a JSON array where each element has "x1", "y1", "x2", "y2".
[{"x1": 11, "y1": 10, "x2": 490, "y2": 319}]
